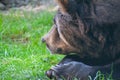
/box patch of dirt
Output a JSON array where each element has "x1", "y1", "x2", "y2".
[{"x1": 0, "y1": 0, "x2": 57, "y2": 11}]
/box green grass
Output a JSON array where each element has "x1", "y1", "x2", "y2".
[
  {"x1": 0, "y1": 10, "x2": 113, "y2": 80},
  {"x1": 0, "y1": 10, "x2": 63, "y2": 80}
]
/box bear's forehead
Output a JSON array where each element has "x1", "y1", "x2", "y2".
[{"x1": 54, "y1": 11, "x2": 76, "y2": 24}]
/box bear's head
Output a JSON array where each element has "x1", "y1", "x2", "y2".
[
  {"x1": 42, "y1": 0, "x2": 99, "y2": 57},
  {"x1": 42, "y1": 0, "x2": 120, "y2": 60}
]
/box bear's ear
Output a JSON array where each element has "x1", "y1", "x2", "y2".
[
  {"x1": 55, "y1": 0, "x2": 94, "y2": 14},
  {"x1": 55, "y1": 0, "x2": 69, "y2": 14}
]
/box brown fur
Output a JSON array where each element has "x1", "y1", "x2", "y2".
[
  {"x1": 42, "y1": 0, "x2": 120, "y2": 65},
  {"x1": 42, "y1": 0, "x2": 120, "y2": 79},
  {"x1": 46, "y1": 55, "x2": 120, "y2": 80},
  {"x1": 55, "y1": 0, "x2": 68, "y2": 14}
]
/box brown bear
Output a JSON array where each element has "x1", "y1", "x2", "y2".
[
  {"x1": 41, "y1": 0, "x2": 120, "y2": 79},
  {"x1": 42, "y1": 0, "x2": 120, "y2": 65}
]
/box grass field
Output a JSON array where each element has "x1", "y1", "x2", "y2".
[
  {"x1": 0, "y1": 10, "x2": 113, "y2": 80},
  {"x1": 0, "y1": 10, "x2": 64, "y2": 80}
]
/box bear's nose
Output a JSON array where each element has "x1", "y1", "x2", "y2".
[{"x1": 41, "y1": 38, "x2": 46, "y2": 43}]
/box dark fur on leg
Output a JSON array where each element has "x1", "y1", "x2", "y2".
[{"x1": 46, "y1": 55, "x2": 120, "y2": 80}]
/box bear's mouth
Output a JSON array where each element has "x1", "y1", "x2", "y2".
[
  {"x1": 46, "y1": 44, "x2": 64, "y2": 54},
  {"x1": 46, "y1": 44, "x2": 53, "y2": 54},
  {"x1": 46, "y1": 44, "x2": 57, "y2": 54}
]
